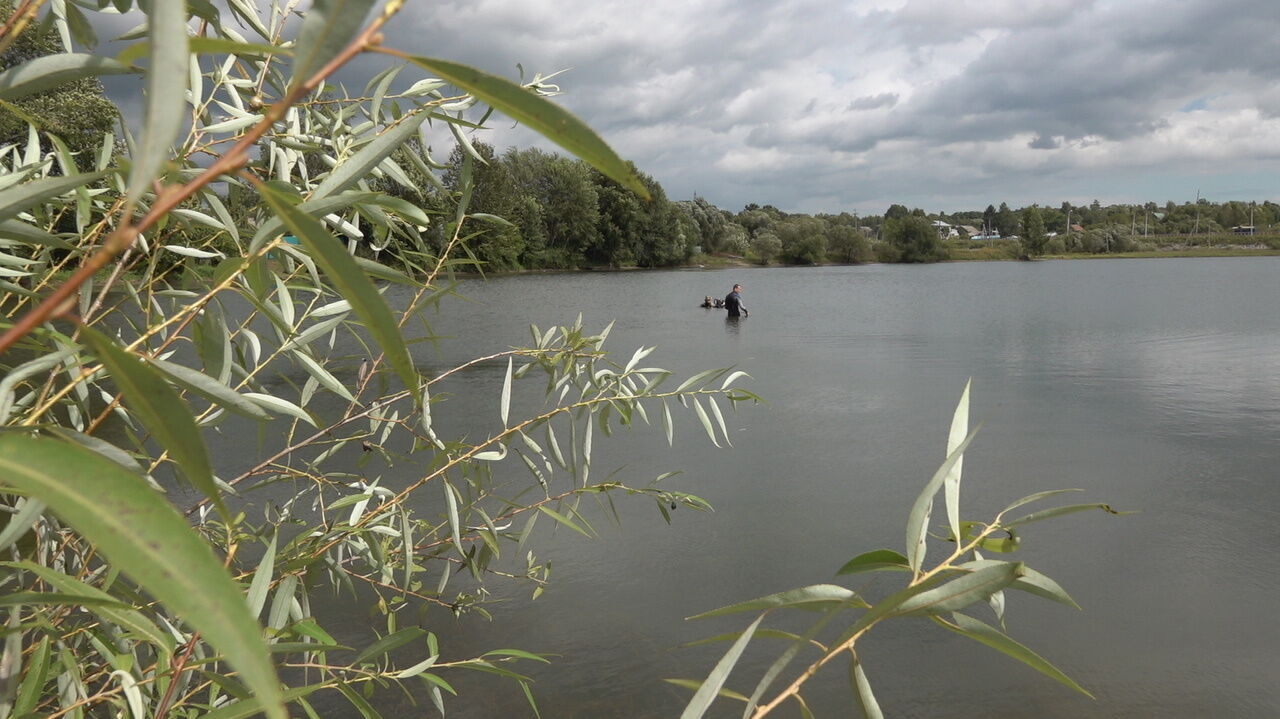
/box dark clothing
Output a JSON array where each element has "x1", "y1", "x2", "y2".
[{"x1": 724, "y1": 291, "x2": 745, "y2": 318}]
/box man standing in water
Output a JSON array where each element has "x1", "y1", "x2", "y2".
[{"x1": 724, "y1": 283, "x2": 748, "y2": 318}]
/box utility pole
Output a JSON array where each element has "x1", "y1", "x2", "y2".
[{"x1": 1193, "y1": 189, "x2": 1201, "y2": 237}]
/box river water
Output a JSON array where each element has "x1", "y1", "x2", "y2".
[{"x1": 312, "y1": 257, "x2": 1280, "y2": 718}]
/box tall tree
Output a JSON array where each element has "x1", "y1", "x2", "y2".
[
  {"x1": 1020, "y1": 206, "x2": 1047, "y2": 256},
  {"x1": 443, "y1": 142, "x2": 524, "y2": 270},
  {"x1": 995, "y1": 202, "x2": 1018, "y2": 237}
]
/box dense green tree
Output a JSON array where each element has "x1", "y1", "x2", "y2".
[
  {"x1": 885, "y1": 204, "x2": 910, "y2": 220},
  {"x1": 0, "y1": 1, "x2": 119, "y2": 163},
  {"x1": 504, "y1": 148, "x2": 600, "y2": 267},
  {"x1": 884, "y1": 215, "x2": 946, "y2": 262},
  {"x1": 995, "y1": 202, "x2": 1018, "y2": 237},
  {"x1": 1020, "y1": 206, "x2": 1047, "y2": 256},
  {"x1": 774, "y1": 216, "x2": 828, "y2": 264},
  {"x1": 983, "y1": 205, "x2": 996, "y2": 235},
  {"x1": 750, "y1": 229, "x2": 782, "y2": 264},
  {"x1": 443, "y1": 142, "x2": 524, "y2": 270},
  {"x1": 825, "y1": 223, "x2": 871, "y2": 263},
  {"x1": 676, "y1": 196, "x2": 730, "y2": 253}
]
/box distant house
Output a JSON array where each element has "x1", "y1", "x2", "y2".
[
  {"x1": 1070, "y1": 224, "x2": 1085, "y2": 232},
  {"x1": 931, "y1": 220, "x2": 958, "y2": 239},
  {"x1": 958, "y1": 225, "x2": 980, "y2": 237},
  {"x1": 1232, "y1": 225, "x2": 1256, "y2": 235}
]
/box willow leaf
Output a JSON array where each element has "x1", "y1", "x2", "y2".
[
  {"x1": 0, "y1": 172, "x2": 108, "y2": 223},
  {"x1": 404, "y1": 56, "x2": 650, "y2": 199},
  {"x1": 1005, "y1": 503, "x2": 1131, "y2": 529},
  {"x1": 850, "y1": 653, "x2": 884, "y2": 719},
  {"x1": 0, "y1": 436, "x2": 285, "y2": 719},
  {"x1": 905, "y1": 425, "x2": 980, "y2": 573},
  {"x1": 892, "y1": 562, "x2": 1023, "y2": 616},
  {"x1": 680, "y1": 615, "x2": 763, "y2": 719},
  {"x1": 288, "y1": 0, "x2": 375, "y2": 91},
  {"x1": 944, "y1": 379, "x2": 971, "y2": 544},
  {"x1": 80, "y1": 326, "x2": 225, "y2": 519},
  {"x1": 147, "y1": 356, "x2": 271, "y2": 420},
  {"x1": 689, "y1": 585, "x2": 864, "y2": 620},
  {"x1": 836, "y1": 549, "x2": 911, "y2": 576},
  {"x1": 938, "y1": 612, "x2": 1093, "y2": 697},
  {"x1": 0, "y1": 54, "x2": 135, "y2": 100},
  {"x1": 259, "y1": 184, "x2": 418, "y2": 393},
  {"x1": 127, "y1": 0, "x2": 188, "y2": 201}
]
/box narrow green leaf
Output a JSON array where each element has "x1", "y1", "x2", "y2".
[
  {"x1": 246, "y1": 534, "x2": 278, "y2": 620},
  {"x1": 999, "y1": 489, "x2": 1083, "y2": 516},
  {"x1": 11, "y1": 636, "x2": 49, "y2": 718},
  {"x1": 1005, "y1": 503, "x2": 1131, "y2": 529},
  {"x1": 394, "y1": 654, "x2": 438, "y2": 679},
  {"x1": 0, "y1": 219, "x2": 75, "y2": 250},
  {"x1": 310, "y1": 116, "x2": 431, "y2": 204},
  {"x1": 482, "y1": 648, "x2": 551, "y2": 663},
  {"x1": 957, "y1": 560, "x2": 1080, "y2": 609},
  {"x1": 294, "y1": 352, "x2": 356, "y2": 403},
  {"x1": 0, "y1": 592, "x2": 133, "y2": 608},
  {"x1": 189, "y1": 36, "x2": 289, "y2": 58},
  {"x1": 352, "y1": 627, "x2": 426, "y2": 666},
  {"x1": 938, "y1": 613, "x2": 1093, "y2": 697},
  {"x1": 443, "y1": 482, "x2": 463, "y2": 557},
  {"x1": 905, "y1": 425, "x2": 981, "y2": 572},
  {"x1": 690, "y1": 397, "x2": 721, "y2": 448},
  {"x1": 0, "y1": 54, "x2": 135, "y2": 100},
  {"x1": 147, "y1": 356, "x2": 271, "y2": 420},
  {"x1": 680, "y1": 614, "x2": 763, "y2": 719},
  {"x1": 689, "y1": 585, "x2": 863, "y2": 620},
  {"x1": 403, "y1": 56, "x2": 650, "y2": 199},
  {"x1": 243, "y1": 393, "x2": 317, "y2": 426},
  {"x1": 664, "y1": 679, "x2": 749, "y2": 703},
  {"x1": 0, "y1": 498, "x2": 44, "y2": 552},
  {"x1": 892, "y1": 562, "x2": 1024, "y2": 616},
  {"x1": 198, "y1": 682, "x2": 335, "y2": 719},
  {"x1": 80, "y1": 326, "x2": 224, "y2": 519},
  {"x1": 0, "y1": 436, "x2": 285, "y2": 719},
  {"x1": 500, "y1": 356, "x2": 513, "y2": 426},
  {"x1": 288, "y1": 0, "x2": 375, "y2": 91},
  {"x1": 537, "y1": 505, "x2": 591, "y2": 538},
  {"x1": 337, "y1": 682, "x2": 384, "y2": 719},
  {"x1": 944, "y1": 379, "x2": 971, "y2": 545},
  {"x1": 741, "y1": 608, "x2": 843, "y2": 718},
  {"x1": 0, "y1": 172, "x2": 108, "y2": 223},
  {"x1": 837, "y1": 549, "x2": 911, "y2": 576},
  {"x1": 259, "y1": 184, "x2": 418, "y2": 394},
  {"x1": 2, "y1": 561, "x2": 173, "y2": 654},
  {"x1": 127, "y1": 0, "x2": 188, "y2": 202},
  {"x1": 850, "y1": 653, "x2": 884, "y2": 719}
]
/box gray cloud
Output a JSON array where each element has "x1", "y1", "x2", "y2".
[
  {"x1": 848, "y1": 93, "x2": 899, "y2": 111},
  {"x1": 267, "y1": 1, "x2": 1280, "y2": 213}
]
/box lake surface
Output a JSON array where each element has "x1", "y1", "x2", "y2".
[{"x1": 312, "y1": 258, "x2": 1280, "y2": 717}]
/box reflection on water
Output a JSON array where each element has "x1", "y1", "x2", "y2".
[{"x1": 285, "y1": 258, "x2": 1280, "y2": 718}]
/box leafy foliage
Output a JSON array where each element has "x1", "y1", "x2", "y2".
[{"x1": 674, "y1": 385, "x2": 1126, "y2": 717}]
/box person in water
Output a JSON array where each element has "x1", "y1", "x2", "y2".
[{"x1": 724, "y1": 283, "x2": 748, "y2": 318}]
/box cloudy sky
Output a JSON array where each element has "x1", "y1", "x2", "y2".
[{"x1": 367, "y1": 0, "x2": 1280, "y2": 215}]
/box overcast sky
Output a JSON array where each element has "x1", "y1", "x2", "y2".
[{"x1": 365, "y1": 0, "x2": 1280, "y2": 215}]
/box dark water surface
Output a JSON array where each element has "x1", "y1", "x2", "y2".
[{"x1": 313, "y1": 258, "x2": 1280, "y2": 718}]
